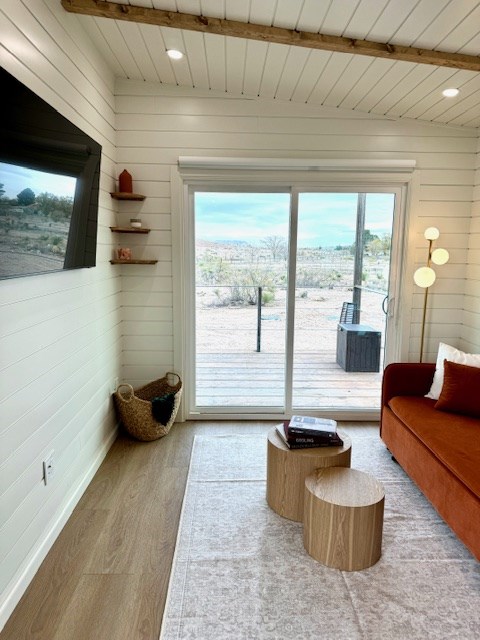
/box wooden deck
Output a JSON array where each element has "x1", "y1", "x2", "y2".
[
  {"x1": 196, "y1": 350, "x2": 383, "y2": 410},
  {"x1": 195, "y1": 288, "x2": 386, "y2": 413}
]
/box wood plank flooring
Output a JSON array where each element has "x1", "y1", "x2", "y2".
[{"x1": 1, "y1": 421, "x2": 377, "y2": 640}]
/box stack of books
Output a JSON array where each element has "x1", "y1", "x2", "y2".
[{"x1": 276, "y1": 415, "x2": 343, "y2": 449}]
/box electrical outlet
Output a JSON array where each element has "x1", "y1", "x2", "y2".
[
  {"x1": 112, "y1": 376, "x2": 119, "y2": 394},
  {"x1": 43, "y1": 451, "x2": 55, "y2": 485}
]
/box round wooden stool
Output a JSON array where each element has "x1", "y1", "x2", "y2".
[
  {"x1": 303, "y1": 467, "x2": 384, "y2": 571},
  {"x1": 266, "y1": 426, "x2": 351, "y2": 522}
]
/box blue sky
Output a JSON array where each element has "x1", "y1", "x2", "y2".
[
  {"x1": 195, "y1": 192, "x2": 395, "y2": 248},
  {"x1": 0, "y1": 163, "x2": 77, "y2": 199}
]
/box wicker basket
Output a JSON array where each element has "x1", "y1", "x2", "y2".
[{"x1": 113, "y1": 373, "x2": 182, "y2": 441}]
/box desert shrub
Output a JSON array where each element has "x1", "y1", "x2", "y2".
[
  {"x1": 35, "y1": 193, "x2": 73, "y2": 220},
  {"x1": 261, "y1": 290, "x2": 275, "y2": 305},
  {"x1": 197, "y1": 252, "x2": 232, "y2": 285},
  {"x1": 17, "y1": 188, "x2": 35, "y2": 206},
  {"x1": 208, "y1": 266, "x2": 277, "y2": 307},
  {"x1": 296, "y1": 268, "x2": 344, "y2": 288}
]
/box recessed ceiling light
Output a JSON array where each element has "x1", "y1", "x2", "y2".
[
  {"x1": 442, "y1": 88, "x2": 459, "y2": 98},
  {"x1": 167, "y1": 49, "x2": 184, "y2": 60}
]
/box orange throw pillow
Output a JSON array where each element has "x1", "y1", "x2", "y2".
[{"x1": 435, "y1": 359, "x2": 480, "y2": 418}]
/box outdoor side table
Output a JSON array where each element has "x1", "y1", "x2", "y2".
[{"x1": 336, "y1": 323, "x2": 381, "y2": 372}]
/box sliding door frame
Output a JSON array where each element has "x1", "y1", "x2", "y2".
[
  {"x1": 172, "y1": 159, "x2": 416, "y2": 421},
  {"x1": 186, "y1": 184, "x2": 292, "y2": 418}
]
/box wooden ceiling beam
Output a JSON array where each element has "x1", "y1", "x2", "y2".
[{"x1": 61, "y1": 0, "x2": 480, "y2": 72}]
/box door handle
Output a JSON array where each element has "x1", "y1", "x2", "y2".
[
  {"x1": 382, "y1": 295, "x2": 388, "y2": 315},
  {"x1": 386, "y1": 296, "x2": 395, "y2": 318}
]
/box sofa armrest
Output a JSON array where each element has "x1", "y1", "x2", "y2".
[{"x1": 381, "y1": 362, "x2": 436, "y2": 407}]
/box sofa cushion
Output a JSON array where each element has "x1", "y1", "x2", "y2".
[
  {"x1": 425, "y1": 342, "x2": 480, "y2": 400},
  {"x1": 435, "y1": 360, "x2": 480, "y2": 418},
  {"x1": 388, "y1": 395, "x2": 480, "y2": 498}
]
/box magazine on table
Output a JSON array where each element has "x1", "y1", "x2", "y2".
[
  {"x1": 276, "y1": 422, "x2": 343, "y2": 449},
  {"x1": 288, "y1": 415, "x2": 338, "y2": 437}
]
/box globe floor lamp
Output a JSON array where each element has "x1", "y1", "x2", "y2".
[{"x1": 413, "y1": 227, "x2": 449, "y2": 362}]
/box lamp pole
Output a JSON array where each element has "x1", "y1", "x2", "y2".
[
  {"x1": 414, "y1": 228, "x2": 449, "y2": 363},
  {"x1": 419, "y1": 238, "x2": 433, "y2": 363}
]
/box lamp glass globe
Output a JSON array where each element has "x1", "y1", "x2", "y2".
[
  {"x1": 431, "y1": 248, "x2": 449, "y2": 265},
  {"x1": 414, "y1": 266, "x2": 436, "y2": 288},
  {"x1": 424, "y1": 227, "x2": 440, "y2": 240}
]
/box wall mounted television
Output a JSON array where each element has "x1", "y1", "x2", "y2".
[{"x1": 0, "y1": 66, "x2": 102, "y2": 279}]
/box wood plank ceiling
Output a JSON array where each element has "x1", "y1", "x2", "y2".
[{"x1": 67, "y1": 0, "x2": 480, "y2": 127}]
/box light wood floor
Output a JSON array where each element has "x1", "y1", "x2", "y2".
[{"x1": 1, "y1": 420, "x2": 376, "y2": 640}]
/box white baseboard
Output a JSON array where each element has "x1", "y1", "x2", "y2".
[{"x1": 0, "y1": 426, "x2": 118, "y2": 631}]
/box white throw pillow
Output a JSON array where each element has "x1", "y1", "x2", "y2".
[{"x1": 425, "y1": 342, "x2": 480, "y2": 400}]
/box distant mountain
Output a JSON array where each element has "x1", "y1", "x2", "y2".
[{"x1": 196, "y1": 238, "x2": 249, "y2": 248}]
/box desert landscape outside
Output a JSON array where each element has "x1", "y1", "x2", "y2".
[
  {"x1": 194, "y1": 191, "x2": 393, "y2": 411},
  {"x1": 0, "y1": 162, "x2": 76, "y2": 278}
]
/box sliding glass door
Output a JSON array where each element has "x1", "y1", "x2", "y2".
[
  {"x1": 190, "y1": 187, "x2": 398, "y2": 417},
  {"x1": 292, "y1": 192, "x2": 395, "y2": 410},
  {"x1": 194, "y1": 191, "x2": 290, "y2": 410}
]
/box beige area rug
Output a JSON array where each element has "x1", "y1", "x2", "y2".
[{"x1": 160, "y1": 429, "x2": 480, "y2": 640}]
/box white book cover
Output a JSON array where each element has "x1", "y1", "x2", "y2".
[
  {"x1": 275, "y1": 423, "x2": 289, "y2": 445},
  {"x1": 288, "y1": 415, "x2": 337, "y2": 433}
]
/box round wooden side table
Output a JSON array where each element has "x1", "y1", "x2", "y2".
[
  {"x1": 303, "y1": 467, "x2": 385, "y2": 571},
  {"x1": 266, "y1": 426, "x2": 352, "y2": 522}
]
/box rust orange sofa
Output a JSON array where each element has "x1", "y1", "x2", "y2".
[{"x1": 380, "y1": 362, "x2": 480, "y2": 560}]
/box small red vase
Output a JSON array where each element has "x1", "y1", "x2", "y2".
[{"x1": 118, "y1": 170, "x2": 133, "y2": 193}]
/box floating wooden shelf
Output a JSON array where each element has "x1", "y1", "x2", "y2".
[
  {"x1": 110, "y1": 226, "x2": 150, "y2": 234},
  {"x1": 110, "y1": 259, "x2": 158, "y2": 265},
  {"x1": 110, "y1": 192, "x2": 146, "y2": 201}
]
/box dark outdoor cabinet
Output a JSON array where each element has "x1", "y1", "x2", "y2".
[{"x1": 336, "y1": 323, "x2": 381, "y2": 372}]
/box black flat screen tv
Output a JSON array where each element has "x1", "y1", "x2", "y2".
[{"x1": 0, "y1": 67, "x2": 102, "y2": 279}]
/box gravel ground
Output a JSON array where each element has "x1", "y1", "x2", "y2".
[{"x1": 196, "y1": 287, "x2": 386, "y2": 353}]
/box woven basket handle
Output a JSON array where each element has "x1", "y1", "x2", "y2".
[
  {"x1": 166, "y1": 372, "x2": 181, "y2": 386},
  {"x1": 116, "y1": 383, "x2": 135, "y2": 402}
]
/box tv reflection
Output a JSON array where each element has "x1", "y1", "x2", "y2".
[{"x1": 0, "y1": 162, "x2": 76, "y2": 278}]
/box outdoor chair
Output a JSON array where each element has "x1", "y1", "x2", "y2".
[{"x1": 339, "y1": 301, "x2": 360, "y2": 324}]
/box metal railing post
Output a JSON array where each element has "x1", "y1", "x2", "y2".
[{"x1": 256, "y1": 286, "x2": 262, "y2": 352}]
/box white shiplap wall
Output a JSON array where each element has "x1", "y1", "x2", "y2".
[
  {"x1": 0, "y1": 0, "x2": 119, "y2": 627},
  {"x1": 462, "y1": 138, "x2": 480, "y2": 352},
  {"x1": 115, "y1": 79, "x2": 478, "y2": 378}
]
